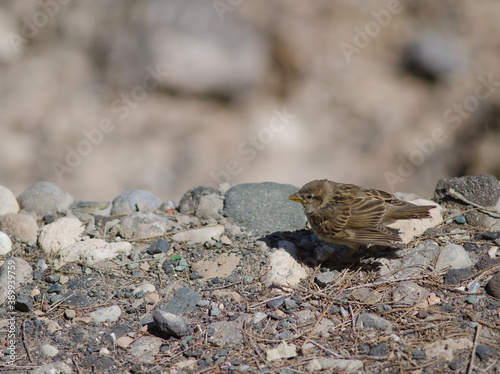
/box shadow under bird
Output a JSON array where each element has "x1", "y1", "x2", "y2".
[{"x1": 288, "y1": 179, "x2": 436, "y2": 261}]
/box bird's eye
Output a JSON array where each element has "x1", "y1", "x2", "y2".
[{"x1": 305, "y1": 194, "x2": 313, "y2": 200}]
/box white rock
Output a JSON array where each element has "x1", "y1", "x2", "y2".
[
  {"x1": 53, "y1": 239, "x2": 133, "y2": 269},
  {"x1": 32, "y1": 361, "x2": 72, "y2": 374},
  {"x1": 0, "y1": 185, "x2": 19, "y2": 215},
  {"x1": 435, "y1": 244, "x2": 473, "y2": 271},
  {"x1": 41, "y1": 344, "x2": 59, "y2": 357},
  {"x1": 38, "y1": 217, "x2": 85, "y2": 254},
  {"x1": 306, "y1": 358, "x2": 364, "y2": 373},
  {"x1": 99, "y1": 347, "x2": 110, "y2": 356},
  {"x1": 266, "y1": 341, "x2": 297, "y2": 361},
  {"x1": 133, "y1": 283, "x2": 156, "y2": 295},
  {"x1": 264, "y1": 249, "x2": 308, "y2": 288},
  {"x1": 88, "y1": 305, "x2": 122, "y2": 323},
  {"x1": 424, "y1": 337, "x2": 473, "y2": 362},
  {"x1": 0, "y1": 231, "x2": 12, "y2": 255},
  {"x1": 115, "y1": 336, "x2": 134, "y2": 348},
  {"x1": 129, "y1": 336, "x2": 163, "y2": 363},
  {"x1": 172, "y1": 225, "x2": 225, "y2": 243},
  {"x1": 389, "y1": 199, "x2": 443, "y2": 243}
]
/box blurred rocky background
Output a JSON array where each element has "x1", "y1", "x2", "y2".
[{"x1": 1, "y1": 0, "x2": 499, "y2": 202}]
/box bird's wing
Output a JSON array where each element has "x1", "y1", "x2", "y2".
[{"x1": 345, "y1": 195, "x2": 387, "y2": 228}]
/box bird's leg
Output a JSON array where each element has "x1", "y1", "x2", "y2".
[{"x1": 341, "y1": 243, "x2": 360, "y2": 263}]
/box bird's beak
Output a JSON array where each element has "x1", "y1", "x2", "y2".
[{"x1": 288, "y1": 193, "x2": 306, "y2": 204}]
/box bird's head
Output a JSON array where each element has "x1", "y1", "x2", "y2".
[{"x1": 288, "y1": 180, "x2": 330, "y2": 213}]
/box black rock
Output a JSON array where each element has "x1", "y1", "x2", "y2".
[
  {"x1": 476, "y1": 231, "x2": 500, "y2": 241},
  {"x1": 476, "y1": 344, "x2": 498, "y2": 360},
  {"x1": 267, "y1": 297, "x2": 286, "y2": 309},
  {"x1": 153, "y1": 309, "x2": 191, "y2": 338},
  {"x1": 434, "y1": 174, "x2": 500, "y2": 207},
  {"x1": 147, "y1": 239, "x2": 171, "y2": 255},
  {"x1": 162, "y1": 263, "x2": 174, "y2": 274},
  {"x1": 223, "y1": 182, "x2": 307, "y2": 237},
  {"x1": 444, "y1": 268, "x2": 473, "y2": 285},
  {"x1": 164, "y1": 287, "x2": 201, "y2": 315},
  {"x1": 15, "y1": 294, "x2": 33, "y2": 312},
  {"x1": 475, "y1": 258, "x2": 500, "y2": 271},
  {"x1": 178, "y1": 186, "x2": 221, "y2": 215},
  {"x1": 463, "y1": 242, "x2": 480, "y2": 253},
  {"x1": 45, "y1": 274, "x2": 60, "y2": 284},
  {"x1": 485, "y1": 271, "x2": 500, "y2": 299},
  {"x1": 370, "y1": 342, "x2": 388, "y2": 356}
]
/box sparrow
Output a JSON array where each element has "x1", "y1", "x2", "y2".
[{"x1": 288, "y1": 179, "x2": 435, "y2": 261}]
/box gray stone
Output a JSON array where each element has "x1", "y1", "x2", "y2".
[
  {"x1": 434, "y1": 174, "x2": 500, "y2": 208},
  {"x1": 0, "y1": 257, "x2": 33, "y2": 304},
  {"x1": 485, "y1": 271, "x2": 500, "y2": 298},
  {"x1": 195, "y1": 194, "x2": 223, "y2": 220},
  {"x1": 110, "y1": 189, "x2": 162, "y2": 215},
  {"x1": 147, "y1": 238, "x2": 171, "y2": 254},
  {"x1": 435, "y1": 244, "x2": 473, "y2": 271},
  {"x1": 0, "y1": 185, "x2": 19, "y2": 215},
  {"x1": 315, "y1": 271, "x2": 339, "y2": 287},
  {"x1": 0, "y1": 213, "x2": 38, "y2": 245},
  {"x1": 209, "y1": 314, "x2": 249, "y2": 347},
  {"x1": 356, "y1": 313, "x2": 392, "y2": 331},
  {"x1": 88, "y1": 305, "x2": 122, "y2": 323},
  {"x1": 164, "y1": 287, "x2": 201, "y2": 315},
  {"x1": 391, "y1": 282, "x2": 429, "y2": 306},
  {"x1": 118, "y1": 211, "x2": 174, "y2": 239},
  {"x1": 224, "y1": 182, "x2": 307, "y2": 237},
  {"x1": 178, "y1": 186, "x2": 222, "y2": 215},
  {"x1": 370, "y1": 342, "x2": 388, "y2": 356},
  {"x1": 152, "y1": 309, "x2": 191, "y2": 338},
  {"x1": 378, "y1": 240, "x2": 441, "y2": 281},
  {"x1": 129, "y1": 336, "x2": 163, "y2": 364},
  {"x1": 476, "y1": 344, "x2": 498, "y2": 360},
  {"x1": 18, "y1": 181, "x2": 73, "y2": 216},
  {"x1": 0, "y1": 231, "x2": 12, "y2": 255}
]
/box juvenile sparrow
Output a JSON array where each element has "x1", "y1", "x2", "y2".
[{"x1": 288, "y1": 179, "x2": 435, "y2": 260}]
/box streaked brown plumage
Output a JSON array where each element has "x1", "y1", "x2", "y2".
[{"x1": 288, "y1": 179, "x2": 435, "y2": 260}]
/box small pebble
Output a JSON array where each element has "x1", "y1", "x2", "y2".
[
  {"x1": 65, "y1": 309, "x2": 76, "y2": 319},
  {"x1": 454, "y1": 215, "x2": 466, "y2": 224},
  {"x1": 465, "y1": 295, "x2": 479, "y2": 305}
]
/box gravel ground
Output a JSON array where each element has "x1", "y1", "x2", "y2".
[{"x1": 0, "y1": 175, "x2": 499, "y2": 373}]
